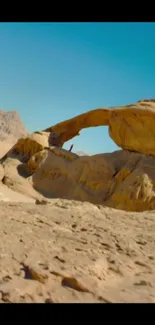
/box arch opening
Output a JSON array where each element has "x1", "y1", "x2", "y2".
[{"x1": 63, "y1": 126, "x2": 120, "y2": 156}]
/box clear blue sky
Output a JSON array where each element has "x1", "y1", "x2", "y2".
[{"x1": 0, "y1": 22, "x2": 155, "y2": 154}]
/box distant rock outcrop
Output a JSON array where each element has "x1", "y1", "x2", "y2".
[
  {"x1": 76, "y1": 151, "x2": 89, "y2": 156},
  {"x1": 0, "y1": 110, "x2": 28, "y2": 159},
  {"x1": 0, "y1": 110, "x2": 28, "y2": 142}
]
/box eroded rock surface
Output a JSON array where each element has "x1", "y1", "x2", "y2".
[
  {"x1": 1, "y1": 98, "x2": 155, "y2": 212},
  {"x1": 109, "y1": 99, "x2": 155, "y2": 156},
  {"x1": 2, "y1": 145, "x2": 155, "y2": 211},
  {"x1": 43, "y1": 108, "x2": 110, "y2": 146},
  {"x1": 0, "y1": 110, "x2": 28, "y2": 142},
  {"x1": 43, "y1": 99, "x2": 155, "y2": 155}
]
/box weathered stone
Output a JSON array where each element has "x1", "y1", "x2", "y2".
[{"x1": 2, "y1": 99, "x2": 155, "y2": 211}]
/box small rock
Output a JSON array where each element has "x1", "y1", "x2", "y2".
[
  {"x1": 136, "y1": 239, "x2": 147, "y2": 246},
  {"x1": 134, "y1": 280, "x2": 152, "y2": 287},
  {"x1": 35, "y1": 199, "x2": 49, "y2": 205},
  {"x1": 61, "y1": 276, "x2": 90, "y2": 293},
  {"x1": 2, "y1": 275, "x2": 12, "y2": 283},
  {"x1": 54, "y1": 256, "x2": 66, "y2": 264},
  {"x1": 148, "y1": 255, "x2": 154, "y2": 260},
  {"x1": 22, "y1": 264, "x2": 49, "y2": 284},
  {"x1": 72, "y1": 224, "x2": 77, "y2": 229},
  {"x1": 45, "y1": 297, "x2": 55, "y2": 303}
]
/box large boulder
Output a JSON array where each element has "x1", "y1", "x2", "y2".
[
  {"x1": 27, "y1": 148, "x2": 155, "y2": 212},
  {"x1": 109, "y1": 99, "x2": 155, "y2": 156},
  {"x1": 2, "y1": 132, "x2": 51, "y2": 162},
  {"x1": 105, "y1": 152, "x2": 155, "y2": 211},
  {"x1": 30, "y1": 148, "x2": 116, "y2": 203}
]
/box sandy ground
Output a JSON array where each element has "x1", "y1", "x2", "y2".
[
  {"x1": 0, "y1": 199, "x2": 154, "y2": 303},
  {"x1": 0, "y1": 141, "x2": 155, "y2": 302},
  {"x1": 0, "y1": 183, "x2": 35, "y2": 202}
]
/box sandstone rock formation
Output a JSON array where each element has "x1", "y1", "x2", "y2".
[
  {"x1": 0, "y1": 110, "x2": 28, "y2": 159},
  {"x1": 43, "y1": 108, "x2": 110, "y2": 146},
  {"x1": 1, "y1": 99, "x2": 155, "y2": 212},
  {"x1": 109, "y1": 99, "x2": 155, "y2": 156},
  {"x1": 43, "y1": 99, "x2": 155, "y2": 156},
  {"x1": 0, "y1": 109, "x2": 28, "y2": 142}
]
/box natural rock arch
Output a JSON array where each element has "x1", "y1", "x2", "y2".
[
  {"x1": 43, "y1": 108, "x2": 110, "y2": 147},
  {"x1": 42, "y1": 99, "x2": 155, "y2": 156},
  {"x1": 2, "y1": 98, "x2": 155, "y2": 212}
]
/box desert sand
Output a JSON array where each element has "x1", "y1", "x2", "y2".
[{"x1": 0, "y1": 200, "x2": 154, "y2": 303}]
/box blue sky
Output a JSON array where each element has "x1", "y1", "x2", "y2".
[{"x1": 0, "y1": 22, "x2": 155, "y2": 154}]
